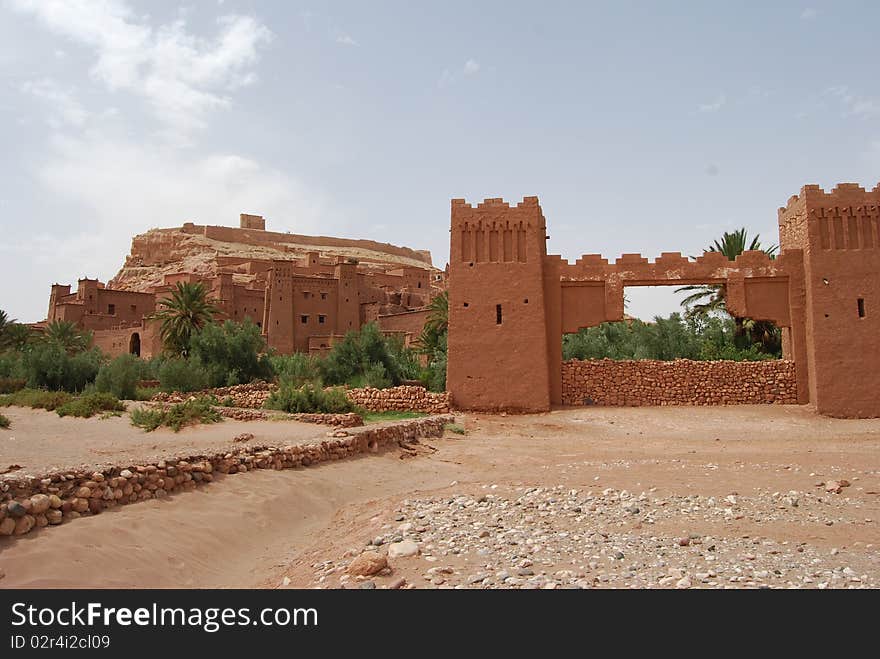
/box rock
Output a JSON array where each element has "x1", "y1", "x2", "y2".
[
  {"x1": 46, "y1": 509, "x2": 63, "y2": 525},
  {"x1": 678, "y1": 537, "x2": 691, "y2": 547},
  {"x1": 388, "y1": 577, "x2": 407, "y2": 590},
  {"x1": 347, "y1": 552, "x2": 388, "y2": 577},
  {"x1": 30, "y1": 494, "x2": 50, "y2": 514},
  {"x1": 676, "y1": 576, "x2": 692, "y2": 589},
  {"x1": 0, "y1": 517, "x2": 15, "y2": 536},
  {"x1": 359, "y1": 581, "x2": 376, "y2": 589},
  {"x1": 387, "y1": 539, "x2": 420, "y2": 558},
  {"x1": 6, "y1": 501, "x2": 26, "y2": 518},
  {"x1": 467, "y1": 572, "x2": 490, "y2": 585},
  {"x1": 48, "y1": 494, "x2": 62, "y2": 509},
  {"x1": 13, "y1": 515, "x2": 35, "y2": 536}
]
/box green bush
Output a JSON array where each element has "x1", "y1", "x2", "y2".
[
  {"x1": 20, "y1": 344, "x2": 102, "y2": 392},
  {"x1": 131, "y1": 397, "x2": 221, "y2": 432},
  {"x1": 264, "y1": 383, "x2": 356, "y2": 414},
  {"x1": 563, "y1": 313, "x2": 782, "y2": 362},
  {"x1": 0, "y1": 388, "x2": 73, "y2": 411},
  {"x1": 0, "y1": 351, "x2": 25, "y2": 379},
  {"x1": 0, "y1": 412, "x2": 9, "y2": 429},
  {"x1": 0, "y1": 377, "x2": 26, "y2": 394},
  {"x1": 135, "y1": 386, "x2": 160, "y2": 401},
  {"x1": 94, "y1": 354, "x2": 142, "y2": 400},
  {"x1": 158, "y1": 358, "x2": 209, "y2": 393},
  {"x1": 56, "y1": 392, "x2": 125, "y2": 418},
  {"x1": 319, "y1": 323, "x2": 420, "y2": 388},
  {"x1": 189, "y1": 320, "x2": 273, "y2": 388},
  {"x1": 270, "y1": 352, "x2": 321, "y2": 387}
]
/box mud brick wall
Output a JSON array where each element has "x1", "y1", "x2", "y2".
[
  {"x1": 0, "y1": 415, "x2": 454, "y2": 540},
  {"x1": 561, "y1": 359, "x2": 797, "y2": 406}
]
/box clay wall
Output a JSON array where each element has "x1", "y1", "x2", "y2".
[
  {"x1": 561, "y1": 359, "x2": 797, "y2": 406},
  {"x1": 779, "y1": 184, "x2": 880, "y2": 417}
]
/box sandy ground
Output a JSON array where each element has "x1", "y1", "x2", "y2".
[
  {"x1": 1, "y1": 404, "x2": 879, "y2": 588},
  {"x1": 0, "y1": 406, "x2": 329, "y2": 476}
]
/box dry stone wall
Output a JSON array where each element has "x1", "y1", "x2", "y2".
[
  {"x1": 0, "y1": 415, "x2": 454, "y2": 540},
  {"x1": 562, "y1": 359, "x2": 797, "y2": 407},
  {"x1": 345, "y1": 386, "x2": 451, "y2": 414},
  {"x1": 152, "y1": 383, "x2": 451, "y2": 414}
]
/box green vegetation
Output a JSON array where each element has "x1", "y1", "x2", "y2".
[
  {"x1": 320, "y1": 323, "x2": 420, "y2": 388},
  {"x1": 0, "y1": 388, "x2": 73, "y2": 411},
  {"x1": 42, "y1": 320, "x2": 93, "y2": 354},
  {"x1": 444, "y1": 423, "x2": 466, "y2": 435},
  {"x1": 676, "y1": 227, "x2": 781, "y2": 354},
  {"x1": 0, "y1": 377, "x2": 26, "y2": 394},
  {"x1": 264, "y1": 383, "x2": 356, "y2": 414},
  {"x1": 363, "y1": 410, "x2": 426, "y2": 423},
  {"x1": 135, "y1": 386, "x2": 160, "y2": 401},
  {"x1": 414, "y1": 292, "x2": 448, "y2": 392},
  {"x1": 563, "y1": 313, "x2": 775, "y2": 362},
  {"x1": 188, "y1": 319, "x2": 273, "y2": 387},
  {"x1": 149, "y1": 281, "x2": 221, "y2": 357},
  {"x1": 94, "y1": 353, "x2": 143, "y2": 400},
  {"x1": 270, "y1": 352, "x2": 321, "y2": 388},
  {"x1": 56, "y1": 392, "x2": 125, "y2": 418},
  {"x1": 130, "y1": 397, "x2": 221, "y2": 432},
  {"x1": 0, "y1": 412, "x2": 10, "y2": 429},
  {"x1": 158, "y1": 358, "x2": 209, "y2": 393}
]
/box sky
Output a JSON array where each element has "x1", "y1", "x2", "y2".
[{"x1": 1, "y1": 1, "x2": 878, "y2": 323}]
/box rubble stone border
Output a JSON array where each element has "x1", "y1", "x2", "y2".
[{"x1": 0, "y1": 415, "x2": 454, "y2": 540}]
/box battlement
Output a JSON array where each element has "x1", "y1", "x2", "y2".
[
  {"x1": 451, "y1": 196, "x2": 541, "y2": 210},
  {"x1": 779, "y1": 182, "x2": 880, "y2": 217},
  {"x1": 240, "y1": 213, "x2": 266, "y2": 230}
]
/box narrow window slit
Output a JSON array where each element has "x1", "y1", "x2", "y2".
[
  {"x1": 496, "y1": 304, "x2": 503, "y2": 325},
  {"x1": 857, "y1": 298, "x2": 866, "y2": 318}
]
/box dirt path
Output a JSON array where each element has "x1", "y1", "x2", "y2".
[
  {"x1": 0, "y1": 407, "x2": 329, "y2": 476},
  {"x1": 1, "y1": 405, "x2": 878, "y2": 589}
]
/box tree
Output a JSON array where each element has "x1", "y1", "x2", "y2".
[
  {"x1": 676, "y1": 228, "x2": 779, "y2": 350},
  {"x1": 149, "y1": 282, "x2": 220, "y2": 357},
  {"x1": 42, "y1": 320, "x2": 93, "y2": 354},
  {"x1": 414, "y1": 291, "x2": 449, "y2": 391}
]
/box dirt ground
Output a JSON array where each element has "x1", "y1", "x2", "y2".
[
  {"x1": 0, "y1": 406, "x2": 331, "y2": 476},
  {"x1": 1, "y1": 404, "x2": 878, "y2": 589}
]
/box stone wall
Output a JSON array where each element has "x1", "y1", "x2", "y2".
[
  {"x1": 152, "y1": 383, "x2": 451, "y2": 414},
  {"x1": 0, "y1": 415, "x2": 454, "y2": 540},
  {"x1": 346, "y1": 386, "x2": 451, "y2": 414},
  {"x1": 561, "y1": 359, "x2": 797, "y2": 406}
]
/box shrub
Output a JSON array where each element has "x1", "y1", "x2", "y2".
[
  {"x1": 444, "y1": 423, "x2": 465, "y2": 435},
  {"x1": 56, "y1": 392, "x2": 125, "y2": 418},
  {"x1": 319, "y1": 323, "x2": 420, "y2": 388},
  {"x1": 0, "y1": 388, "x2": 73, "y2": 411},
  {"x1": 131, "y1": 397, "x2": 221, "y2": 433},
  {"x1": 270, "y1": 352, "x2": 321, "y2": 387},
  {"x1": 20, "y1": 344, "x2": 102, "y2": 392},
  {"x1": 0, "y1": 377, "x2": 26, "y2": 394},
  {"x1": 0, "y1": 351, "x2": 25, "y2": 379},
  {"x1": 95, "y1": 354, "x2": 142, "y2": 400},
  {"x1": 158, "y1": 358, "x2": 209, "y2": 393},
  {"x1": 189, "y1": 320, "x2": 273, "y2": 388},
  {"x1": 135, "y1": 386, "x2": 160, "y2": 401},
  {"x1": 264, "y1": 383, "x2": 356, "y2": 414},
  {"x1": 0, "y1": 413, "x2": 9, "y2": 429}
]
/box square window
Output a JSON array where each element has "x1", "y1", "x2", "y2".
[
  {"x1": 301, "y1": 315, "x2": 308, "y2": 324},
  {"x1": 319, "y1": 315, "x2": 326, "y2": 324}
]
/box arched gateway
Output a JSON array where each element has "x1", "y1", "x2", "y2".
[{"x1": 447, "y1": 184, "x2": 880, "y2": 418}]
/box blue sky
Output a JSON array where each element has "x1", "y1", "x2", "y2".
[{"x1": 1, "y1": 1, "x2": 878, "y2": 322}]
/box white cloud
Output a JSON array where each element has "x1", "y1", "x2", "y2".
[
  {"x1": 698, "y1": 94, "x2": 726, "y2": 113},
  {"x1": 336, "y1": 33, "x2": 358, "y2": 46},
  {"x1": 438, "y1": 59, "x2": 481, "y2": 87},
  {"x1": 800, "y1": 8, "x2": 817, "y2": 20},
  {"x1": 9, "y1": 0, "x2": 273, "y2": 141},
  {"x1": 21, "y1": 79, "x2": 89, "y2": 127},
  {"x1": 825, "y1": 85, "x2": 880, "y2": 119}
]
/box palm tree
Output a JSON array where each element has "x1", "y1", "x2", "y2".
[
  {"x1": 0, "y1": 310, "x2": 14, "y2": 349},
  {"x1": 676, "y1": 228, "x2": 779, "y2": 348},
  {"x1": 414, "y1": 291, "x2": 448, "y2": 355},
  {"x1": 3, "y1": 323, "x2": 33, "y2": 351},
  {"x1": 43, "y1": 320, "x2": 93, "y2": 354},
  {"x1": 149, "y1": 282, "x2": 220, "y2": 357}
]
